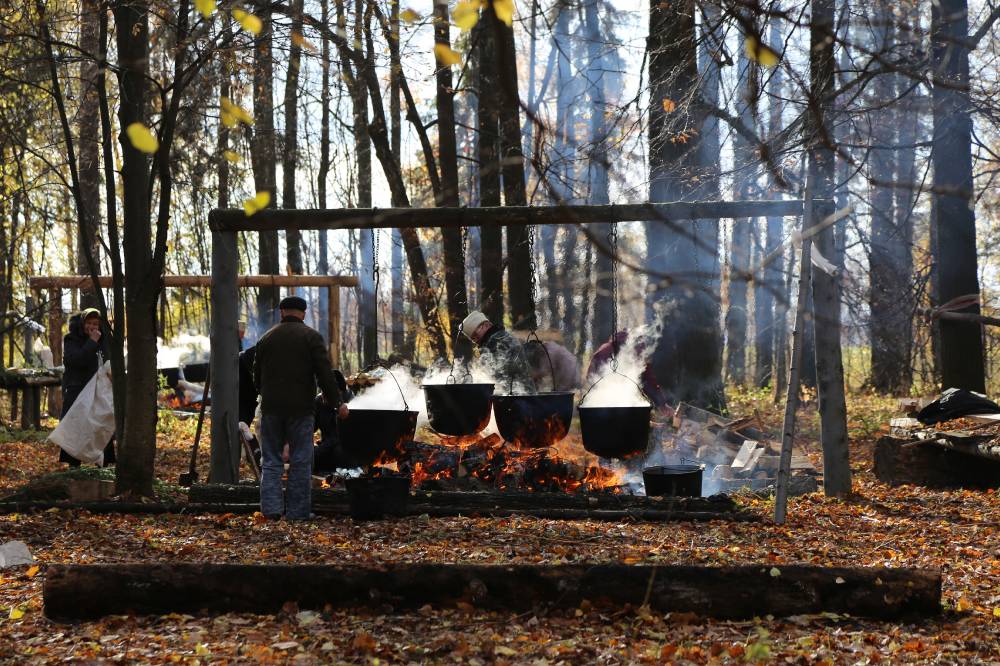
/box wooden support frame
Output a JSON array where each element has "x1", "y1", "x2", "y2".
[{"x1": 208, "y1": 199, "x2": 804, "y2": 484}]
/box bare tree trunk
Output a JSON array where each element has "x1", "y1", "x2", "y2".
[
  {"x1": 389, "y1": 0, "x2": 404, "y2": 352},
  {"x1": 435, "y1": 0, "x2": 470, "y2": 357},
  {"x1": 808, "y1": 0, "x2": 851, "y2": 497},
  {"x1": 725, "y1": 15, "x2": 758, "y2": 386},
  {"x1": 765, "y1": 16, "x2": 786, "y2": 392},
  {"x1": 252, "y1": 2, "x2": 279, "y2": 326},
  {"x1": 282, "y1": 0, "x2": 305, "y2": 275},
  {"x1": 647, "y1": 0, "x2": 723, "y2": 410},
  {"x1": 868, "y1": 1, "x2": 905, "y2": 394},
  {"x1": 476, "y1": 10, "x2": 503, "y2": 325},
  {"x1": 586, "y1": 0, "x2": 613, "y2": 347},
  {"x1": 931, "y1": 0, "x2": 984, "y2": 392},
  {"x1": 77, "y1": 0, "x2": 101, "y2": 308},
  {"x1": 491, "y1": 2, "x2": 535, "y2": 331},
  {"x1": 318, "y1": 0, "x2": 331, "y2": 337}
]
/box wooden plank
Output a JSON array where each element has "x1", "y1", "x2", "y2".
[
  {"x1": 47, "y1": 288, "x2": 63, "y2": 416},
  {"x1": 328, "y1": 285, "x2": 341, "y2": 367},
  {"x1": 29, "y1": 274, "x2": 359, "y2": 290},
  {"x1": 43, "y1": 562, "x2": 941, "y2": 621},
  {"x1": 208, "y1": 200, "x2": 806, "y2": 233},
  {"x1": 731, "y1": 440, "x2": 760, "y2": 469}
]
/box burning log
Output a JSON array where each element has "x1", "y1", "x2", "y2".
[{"x1": 44, "y1": 562, "x2": 941, "y2": 621}]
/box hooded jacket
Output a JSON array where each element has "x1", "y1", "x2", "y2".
[{"x1": 62, "y1": 312, "x2": 107, "y2": 392}]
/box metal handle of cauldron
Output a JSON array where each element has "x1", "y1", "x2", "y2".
[
  {"x1": 384, "y1": 367, "x2": 410, "y2": 411},
  {"x1": 524, "y1": 331, "x2": 557, "y2": 391},
  {"x1": 579, "y1": 369, "x2": 653, "y2": 406}
]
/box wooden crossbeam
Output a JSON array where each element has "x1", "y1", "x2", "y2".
[
  {"x1": 28, "y1": 274, "x2": 359, "y2": 290},
  {"x1": 209, "y1": 200, "x2": 805, "y2": 232}
]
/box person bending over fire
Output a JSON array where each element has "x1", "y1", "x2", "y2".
[
  {"x1": 59, "y1": 308, "x2": 116, "y2": 467},
  {"x1": 459, "y1": 311, "x2": 537, "y2": 394},
  {"x1": 253, "y1": 296, "x2": 347, "y2": 520}
]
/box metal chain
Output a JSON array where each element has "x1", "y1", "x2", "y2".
[
  {"x1": 609, "y1": 223, "x2": 619, "y2": 373},
  {"x1": 371, "y1": 228, "x2": 380, "y2": 336},
  {"x1": 527, "y1": 224, "x2": 538, "y2": 330}
]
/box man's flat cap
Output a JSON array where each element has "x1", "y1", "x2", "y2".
[{"x1": 279, "y1": 295, "x2": 308, "y2": 311}]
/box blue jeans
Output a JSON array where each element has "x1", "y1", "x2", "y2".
[{"x1": 259, "y1": 413, "x2": 315, "y2": 519}]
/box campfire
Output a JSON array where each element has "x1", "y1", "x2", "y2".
[{"x1": 373, "y1": 430, "x2": 627, "y2": 494}]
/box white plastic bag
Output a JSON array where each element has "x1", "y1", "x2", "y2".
[{"x1": 49, "y1": 361, "x2": 115, "y2": 465}]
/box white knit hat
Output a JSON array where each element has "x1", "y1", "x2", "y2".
[{"x1": 460, "y1": 311, "x2": 490, "y2": 340}]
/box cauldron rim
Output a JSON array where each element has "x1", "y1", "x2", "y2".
[
  {"x1": 643, "y1": 464, "x2": 703, "y2": 474},
  {"x1": 420, "y1": 382, "x2": 495, "y2": 389}
]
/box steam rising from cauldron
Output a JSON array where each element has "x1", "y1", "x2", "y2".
[{"x1": 579, "y1": 323, "x2": 661, "y2": 408}]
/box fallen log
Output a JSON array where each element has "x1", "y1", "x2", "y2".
[
  {"x1": 43, "y1": 562, "x2": 941, "y2": 621},
  {"x1": 0, "y1": 500, "x2": 753, "y2": 522},
  {"x1": 188, "y1": 484, "x2": 738, "y2": 513},
  {"x1": 874, "y1": 436, "x2": 1000, "y2": 490}
]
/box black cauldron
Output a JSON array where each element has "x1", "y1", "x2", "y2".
[
  {"x1": 578, "y1": 405, "x2": 652, "y2": 458},
  {"x1": 345, "y1": 475, "x2": 411, "y2": 520},
  {"x1": 422, "y1": 383, "x2": 494, "y2": 436},
  {"x1": 338, "y1": 409, "x2": 418, "y2": 467},
  {"x1": 492, "y1": 392, "x2": 574, "y2": 448},
  {"x1": 643, "y1": 465, "x2": 703, "y2": 497}
]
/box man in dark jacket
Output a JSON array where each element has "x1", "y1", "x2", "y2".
[
  {"x1": 254, "y1": 296, "x2": 346, "y2": 519},
  {"x1": 59, "y1": 308, "x2": 116, "y2": 466},
  {"x1": 460, "y1": 311, "x2": 536, "y2": 394}
]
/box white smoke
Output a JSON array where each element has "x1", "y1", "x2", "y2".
[
  {"x1": 579, "y1": 323, "x2": 661, "y2": 408},
  {"x1": 157, "y1": 333, "x2": 211, "y2": 369},
  {"x1": 349, "y1": 365, "x2": 428, "y2": 427}
]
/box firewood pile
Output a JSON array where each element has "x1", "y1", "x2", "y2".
[{"x1": 666, "y1": 403, "x2": 820, "y2": 495}]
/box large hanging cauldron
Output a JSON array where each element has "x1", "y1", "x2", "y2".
[
  {"x1": 338, "y1": 408, "x2": 418, "y2": 467},
  {"x1": 422, "y1": 383, "x2": 494, "y2": 436},
  {"x1": 578, "y1": 405, "x2": 652, "y2": 459},
  {"x1": 493, "y1": 391, "x2": 574, "y2": 449}
]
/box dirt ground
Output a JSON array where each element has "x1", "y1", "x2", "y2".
[{"x1": 1, "y1": 393, "x2": 998, "y2": 664}]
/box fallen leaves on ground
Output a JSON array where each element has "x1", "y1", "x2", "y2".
[{"x1": 1, "y1": 395, "x2": 999, "y2": 663}]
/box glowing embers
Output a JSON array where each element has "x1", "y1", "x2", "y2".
[{"x1": 492, "y1": 392, "x2": 575, "y2": 449}]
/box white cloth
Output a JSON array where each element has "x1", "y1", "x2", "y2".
[{"x1": 48, "y1": 361, "x2": 115, "y2": 466}]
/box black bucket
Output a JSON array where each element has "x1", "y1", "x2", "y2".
[
  {"x1": 345, "y1": 475, "x2": 411, "y2": 520},
  {"x1": 422, "y1": 383, "x2": 494, "y2": 436},
  {"x1": 492, "y1": 392, "x2": 574, "y2": 448},
  {"x1": 642, "y1": 465, "x2": 703, "y2": 497},
  {"x1": 338, "y1": 409, "x2": 418, "y2": 467},
  {"x1": 578, "y1": 405, "x2": 652, "y2": 458}
]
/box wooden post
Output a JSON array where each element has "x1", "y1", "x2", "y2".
[
  {"x1": 209, "y1": 230, "x2": 240, "y2": 484},
  {"x1": 48, "y1": 288, "x2": 63, "y2": 416},
  {"x1": 328, "y1": 285, "x2": 340, "y2": 367}
]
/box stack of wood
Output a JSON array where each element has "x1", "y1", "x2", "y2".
[
  {"x1": 875, "y1": 405, "x2": 1000, "y2": 489},
  {"x1": 670, "y1": 403, "x2": 819, "y2": 494}
]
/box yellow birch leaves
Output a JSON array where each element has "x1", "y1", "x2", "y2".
[
  {"x1": 232, "y1": 8, "x2": 262, "y2": 35},
  {"x1": 493, "y1": 0, "x2": 514, "y2": 26},
  {"x1": 220, "y1": 97, "x2": 253, "y2": 128},
  {"x1": 744, "y1": 35, "x2": 780, "y2": 68},
  {"x1": 194, "y1": 0, "x2": 216, "y2": 19},
  {"x1": 244, "y1": 191, "x2": 271, "y2": 216},
  {"x1": 452, "y1": 0, "x2": 480, "y2": 31},
  {"x1": 400, "y1": 8, "x2": 421, "y2": 23},
  {"x1": 435, "y1": 44, "x2": 462, "y2": 66},
  {"x1": 125, "y1": 123, "x2": 158, "y2": 153}
]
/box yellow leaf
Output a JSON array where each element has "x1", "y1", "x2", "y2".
[
  {"x1": 8, "y1": 606, "x2": 25, "y2": 620},
  {"x1": 232, "y1": 8, "x2": 262, "y2": 35},
  {"x1": 291, "y1": 31, "x2": 317, "y2": 53},
  {"x1": 195, "y1": 643, "x2": 210, "y2": 656},
  {"x1": 493, "y1": 0, "x2": 514, "y2": 26},
  {"x1": 992, "y1": 607, "x2": 1000, "y2": 618},
  {"x1": 956, "y1": 596, "x2": 972, "y2": 612},
  {"x1": 194, "y1": 0, "x2": 215, "y2": 19},
  {"x1": 400, "y1": 8, "x2": 421, "y2": 23},
  {"x1": 25, "y1": 565, "x2": 39, "y2": 578},
  {"x1": 223, "y1": 150, "x2": 241, "y2": 163},
  {"x1": 661, "y1": 98, "x2": 676, "y2": 113},
  {"x1": 769, "y1": 567, "x2": 781, "y2": 577},
  {"x1": 220, "y1": 97, "x2": 254, "y2": 126},
  {"x1": 434, "y1": 43, "x2": 462, "y2": 67},
  {"x1": 244, "y1": 191, "x2": 271, "y2": 216},
  {"x1": 452, "y1": 0, "x2": 479, "y2": 31},
  {"x1": 745, "y1": 35, "x2": 780, "y2": 68},
  {"x1": 125, "y1": 122, "x2": 158, "y2": 154}
]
